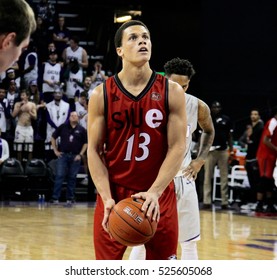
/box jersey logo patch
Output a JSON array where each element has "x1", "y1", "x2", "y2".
[
  {"x1": 112, "y1": 95, "x2": 120, "y2": 102},
  {"x1": 150, "y1": 92, "x2": 162, "y2": 101}
]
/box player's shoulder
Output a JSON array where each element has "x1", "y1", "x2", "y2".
[
  {"x1": 197, "y1": 97, "x2": 209, "y2": 110},
  {"x1": 90, "y1": 82, "x2": 105, "y2": 97},
  {"x1": 88, "y1": 82, "x2": 106, "y2": 109},
  {"x1": 167, "y1": 79, "x2": 184, "y2": 97}
]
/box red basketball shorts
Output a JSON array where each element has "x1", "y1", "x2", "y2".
[{"x1": 93, "y1": 182, "x2": 178, "y2": 260}]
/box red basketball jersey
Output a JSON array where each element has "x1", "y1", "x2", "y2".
[
  {"x1": 104, "y1": 72, "x2": 169, "y2": 191},
  {"x1": 257, "y1": 117, "x2": 277, "y2": 159}
]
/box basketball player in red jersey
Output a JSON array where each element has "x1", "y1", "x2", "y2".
[
  {"x1": 87, "y1": 20, "x2": 187, "y2": 260},
  {"x1": 255, "y1": 109, "x2": 277, "y2": 214}
]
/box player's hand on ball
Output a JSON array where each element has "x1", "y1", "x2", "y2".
[
  {"x1": 102, "y1": 198, "x2": 115, "y2": 235},
  {"x1": 108, "y1": 198, "x2": 158, "y2": 246},
  {"x1": 131, "y1": 192, "x2": 160, "y2": 222}
]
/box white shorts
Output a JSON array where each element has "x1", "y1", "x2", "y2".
[
  {"x1": 14, "y1": 125, "x2": 34, "y2": 152},
  {"x1": 174, "y1": 176, "x2": 200, "y2": 243}
]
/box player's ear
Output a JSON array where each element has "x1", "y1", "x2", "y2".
[
  {"x1": 0, "y1": 32, "x2": 16, "y2": 50},
  {"x1": 116, "y1": 46, "x2": 123, "y2": 58}
]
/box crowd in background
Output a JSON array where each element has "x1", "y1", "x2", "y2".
[{"x1": 0, "y1": 0, "x2": 109, "y2": 165}]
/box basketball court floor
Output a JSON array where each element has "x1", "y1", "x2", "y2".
[{"x1": 0, "y1": 201, "x2": 276, "y2": 260}]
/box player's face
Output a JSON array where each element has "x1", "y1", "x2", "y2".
[
  {"x1": 0, "y1": 34, "x2": 30, "y2": 74},
  {"x1": 168, "y1": 74, "x2": 190, "y2": 92},
  {"x1": 117, "y1": 25, "x2": 152, "y2": 65}
]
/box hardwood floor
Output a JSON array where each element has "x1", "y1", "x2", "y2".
[{"x1": 0, "y1": 201, "x2": 276, "y2": 260}]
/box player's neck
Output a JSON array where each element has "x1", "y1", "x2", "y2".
[{"x1": 118, "y1": 66, "x2": 152, "y2": 86}]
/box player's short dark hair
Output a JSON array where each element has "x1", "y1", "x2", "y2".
[
  {"x1": 164, "y1": 57, "x2": 196, "y2": 79},
  {"x1": 114, "y1": 20, "x2": 149, "y2": 48}
]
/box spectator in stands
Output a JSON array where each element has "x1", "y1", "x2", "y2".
[
  {"x1": 74, "y1": 76, "x2": 92, "y2": 101},
  {"x1": 35, "y1": 0, "x2": 56, "y2": 29},
  {"x1": 5, "y1": 80, "x2": 20, "y2": 143},
  {"x1": 31, "y1": 16, "x2": 49, "y2": 64},
  {"x1": 62, "y1": 35, "x2": 89, "y2": 109},
  {"x1": 73, "y1": 91, "x2": 89, "y2": 185},
  {"x1": 40, "y1": 48, "x2": 64, "y2": 103},
  {"x1": 90, "y1": 61, "x2": 108, "y2": 91},
  {"x1": 41, "y1": 42, "x2": 63, "y2": 65},
  {"x1": 0, "y1": 0, "x2": 36, "y2": 74},
  {"x1": 11, "y1": 89, "x2": 37, "y2": 161},
  {"x1": 45, "y1": 87, "x2": 70, "y2": 162},
  {"x1": 0, "y1": 128, "x2": 10, "y2": 169},
  {"x1": 21, "y1": 40, "x2": 39, "y2": 89},
  {"x1": 6, "y1": 80, "x2": 20, "y2": 112},
  {"x1": 49, "y1": 111, "x2": 87, "y2": 205},
  {"x1": 2, "y1": 68, "x2": 21, "y2": 90},
  {"x1": 28, "y1": 80, "x2": 46, "y2": 145},
  {"x1": 0, "y1": 85, "x2": 11, "y2": 140},
  {"x1": 203, "y1": 101, "x2": 234, "y2": 210},
  {"x1": 48, "y1": 42, "x2": 56, "y2": 52},
  {"x1": 239, "y1": 109, "x2": 264, "y2": 210},
  {"x1": 74, "y1": 91, "x2": 88, "y2": 130},
  {"x1": 255, "y1": 109, "x2": 277, "y2": 214},
  {"x1": 52, "y1": 16, "x2": 71, "y2": 61}
]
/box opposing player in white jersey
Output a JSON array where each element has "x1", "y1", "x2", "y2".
[{"x1": 129, "y1": 58, "x2": 215, "y2": 260}]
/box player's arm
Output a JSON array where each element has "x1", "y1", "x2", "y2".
[
  {"x1": 183, "y1": 99, "x2": 215, "y2": 179},
  {"x1": 87, "y1": 85, "x2": 114, "y2": 232},
  {"x1": 263, "y1": 121, "x2": 277, "y2": 152},
  {"x1": 133, "y1": 81, "x2": 187, "y2": 219}
]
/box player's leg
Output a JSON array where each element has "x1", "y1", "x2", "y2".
[
  {"x1": 128, "y1": 245, "x2": 146, "y2": 260},
  {"x1": 93, "y1": 194, "x2": 126, "y2": 259},
  {"x1": 175, "y1": 176, "x2": 200, "y2": 260},
  {"x1": 145, "y1": 183, "x2": 178, "y2": 260}
]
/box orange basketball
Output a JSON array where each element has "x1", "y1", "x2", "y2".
[{"x1": 108, "y1": 197, "x2": 158, "y2": 247}]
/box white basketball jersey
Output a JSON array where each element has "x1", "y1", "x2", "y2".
[
  {"x1": 176, "y1": 93, "x2": 198, "y2": 176},
  {"x1": 45, "y1": 100, "x2": 70, "y2": 142},
  {"x1": 174, "y1": 93, "x2": 200, "y2": 243},
  {"x1": 24, "y1": 52, "x2": 38, "y2": 83},
  {"x1": 42, "y1": 62, "x2": 62, "y2": 92},
  {"x1": 66, "y1": 46, "x2": 83, "y2": 65},
  {"x1": 65, "y1": 46, "x2": 84, "y2": 98}
]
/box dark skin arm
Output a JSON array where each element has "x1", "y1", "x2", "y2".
[{"x1": 183, "y1": 99, "x2": 215, "y2": 180}]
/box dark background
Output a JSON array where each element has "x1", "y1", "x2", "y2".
[{"x1": 81, "y1": 0, "x2": 277, "y2": 138}]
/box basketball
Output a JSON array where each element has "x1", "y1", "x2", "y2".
[{"x1": 108, "y1": 197, "x2": 158, "y2": 246}]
